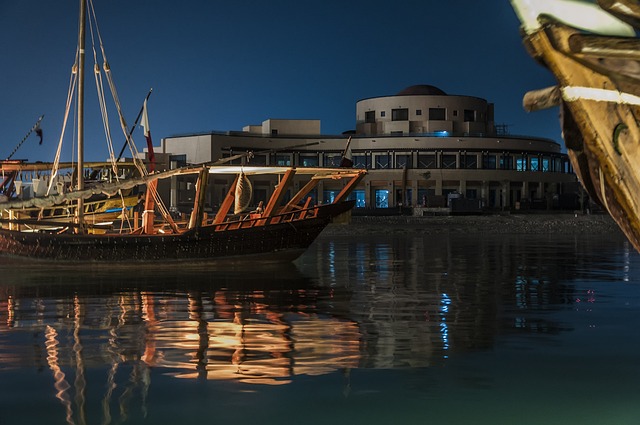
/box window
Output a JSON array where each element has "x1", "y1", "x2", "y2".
[
  {"x1": 365, "y1": 110, "x2": 375, "y2": 123},
  {"x1": 464, "y1": 109, "x2": 475, "y2": 122},
  {"x1": 170, "y1": 154, "x2": 187, "y2": 167},
  {"x1": 392, "y1": 108, "x2": 409, "y2": 121},
  {"x1": 416, "y1": 109, "x2": 422, "y2": 116},
  {"x1": 453, "y1": 110, "x2": 458, "y2": 117},
  {"x1": 251, "y1": 154, "x2": 267, "y2": 166},
  {"x1": 530, "y1": 156, "x2": 540, "y2": 172},
  {"x1": 275, "y1": 154, "x2": 291, "y2": 166},
  {"x1": 323, "y1": 190, "x2": 340, "y2": 204},
  {"x1": 349, "y1": 190, "x2": 366, "y2": 208},
  {"x1": 516, "y1": 155, "x2": 527, "y2": 171},
  {"x1": 353, "y1": 154, "x2": 370, "y2": 169},
  {"x1": 542, "y1": 157, "x2": 550, "y2": 172},
  {"x1": 395, "y1": 154, "x2": 412, "y2": 169},
  {"x1": 271, "y1": 129, "x2": 278, "y2": 135},
  {"x1": 300, "y1": 155, "x2": 319, "y2": 167},
  {"x1": 500, "y1": 154, "x2": 513, "y2": 170},
  {"x1": 390, "y1": 131, "x2": 403, "y2": 135},
  {"x1": 461, "y1": 153, "x2": 477, "y2": 169},
  {"x1": 418, "y1": 153, "x2": 437, "y2": 168},
  {"x1": 429, "y1": 108, "x2": 446, "y2": 120},
  {"x1": 380, "y1": 111, "x2": 386, "y2": 117},
  {"x1": 483, "y1": 153, "x2": 497, "y2": 169},
  {"x1": 374, "y1": 153, "x2": 391, "y2": 169},
  {"x1": 441, "y1": 154, "x2": 457, "y2": 169},
  {"x1": 375, "y1": 189, "x2": 389, "y2": 208},
  {"x1": 323, "y1": 153, "x2": 342, "y2": 167}
]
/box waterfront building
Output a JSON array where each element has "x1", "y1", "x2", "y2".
[{"x1": 159, "y1": 85, "x2": 578, "y2": 213}]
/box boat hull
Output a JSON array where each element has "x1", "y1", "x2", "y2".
[{"x1": 0, "y1": 201, "x2": 354, "y2": 263}]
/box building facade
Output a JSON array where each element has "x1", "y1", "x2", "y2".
[{"x1": 159, "y1": 85, "x2": 578, "y2": 213}]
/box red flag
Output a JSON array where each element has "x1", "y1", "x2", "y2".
[{"x1": 141, "y1": 99, "x2": 156, "y2": 172}]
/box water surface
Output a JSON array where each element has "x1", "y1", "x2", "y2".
[{"x1": 0, "y1": 231, "x2": 638, "y2": 425}]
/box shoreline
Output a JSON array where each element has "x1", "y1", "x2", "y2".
[{"x1": 324, "y1": 213, "x2": 621, "y2": 236}]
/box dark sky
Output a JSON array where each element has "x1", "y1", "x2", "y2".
[{"x1": 0, "y1": 0, "x2": 561, "y2": 162}]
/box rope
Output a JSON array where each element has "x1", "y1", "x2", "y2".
[
  {"x1": 6, "y1": 115, "x2": 44, "y2": 160},
  {"x1": 46, "y1": 59, "x2": 78, "y2": 196},
  {"x1": 88, "y1": 0, "x2": 175, "y2": 229}
]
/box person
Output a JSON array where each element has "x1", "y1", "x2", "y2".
[{"x1": 134, "y1": 193, "x2": 145, "y2": 214}]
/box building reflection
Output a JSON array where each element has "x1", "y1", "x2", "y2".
[{"x1": 0, "y1": 233, "x2": 634, "y2": 423}]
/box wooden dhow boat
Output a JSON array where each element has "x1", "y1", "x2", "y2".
[
  {"x1": 0, "y1": 164, "x2": 365, "y2": 263},
  {"x1": 0, "y1": 0, "x2": 365, "y2": 263},
  {"x1": 511, "y1": 0, "x2": 640, "y2": 252}
]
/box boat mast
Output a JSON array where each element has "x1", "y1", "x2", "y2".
[{"x1": 76, "y1": 0, "x2": 86, "y2": 229}]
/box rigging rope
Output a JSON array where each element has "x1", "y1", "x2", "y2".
[
  {"x1": 87, "y1": 0, "x2": 173, "y2": 227},
  {"x1": 46, "y1": 60, "x2": 78, "y2": 196}
]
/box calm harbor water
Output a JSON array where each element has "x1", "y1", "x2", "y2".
[{"x1": 1, "y1": 229, "x2": 639, "y2": 425}]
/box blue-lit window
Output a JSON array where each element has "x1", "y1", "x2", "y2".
[
  {"x1": 375, "y1": 189, "x2": 389, "y2": 208},
  {"x1": 516, "y1": 155, "x2": 527, "y2": 171},
  {"x1": 349, "y1": 190, "x2": 366, "y2": 208},
  {"x1": 323, "y1": 190, "x2": 340, "y2": 204},
  {"x1": 542, "y1": 157, "x2": 550, "y2": 172},
  {"x1": 530, "y1": 156, "x2": 539, "y2": 172}
]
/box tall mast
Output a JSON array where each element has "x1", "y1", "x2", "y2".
[{"x1": 76, "y1": 0, "x2": 86, "y2": 228}]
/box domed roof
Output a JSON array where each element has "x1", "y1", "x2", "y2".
[{"x1": 396, "y1": 85, "x2": 447, "y2": 96}]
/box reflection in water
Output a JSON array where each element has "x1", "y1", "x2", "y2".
[{"x1": 0, "y1": 232, "x2": 636, "y2": 424}]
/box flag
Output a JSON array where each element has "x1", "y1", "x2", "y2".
[
  {"x1": 35, "y1": 122, "x2": 43, "y2": 145},
  {"x1": 340, "y1": 136, "x2": 353, "y2": 167},
  {"x1": 141, "y1": 99, "x2": 156, "y2": 172}
]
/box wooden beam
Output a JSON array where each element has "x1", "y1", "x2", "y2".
[
  {"x1": 262, "y1": 169, "x2": 296, "y2": 217},
  {"x1": 188, "y1": 168, "x2": 210, "y2": 229},
  {"x1": 332, "y1": 171, "x2": 365, "y2": 204},
  {"x1": 213, "y1": 175, "x2": 239, "y2": 225},
  {"x1": 568, "y1": 33, "x2": 640, "y2": 60},
  {"x1": 283, "y1": 178, "x2": 320, "y2": 212}
]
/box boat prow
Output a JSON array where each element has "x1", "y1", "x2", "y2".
[{"x1": 511, "y1": 0, "x2": 640, "y2": 252}]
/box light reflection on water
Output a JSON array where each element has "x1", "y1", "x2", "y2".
[{"x1": 0, "y1": 231, "x2": 639, "y2": 424}]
